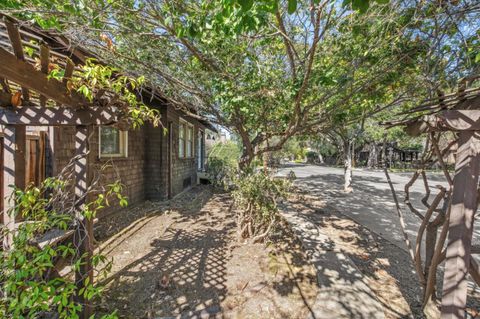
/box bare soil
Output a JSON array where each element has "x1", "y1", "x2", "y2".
[
  {"x1": 94, "y1": 185, "x2": 318, "y2": 319},
  {"x1": 291, "y1": 190, "x2": 480, "y2": 319}
]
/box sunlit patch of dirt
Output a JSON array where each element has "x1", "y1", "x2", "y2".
[
  {"x1": 291, "y1": 192, "x2": 418, "y2": 319},
  {"x1": 95, "y1": 185, "x2": 318, "y2": 318},
  {"x1": 222, "y1": 225, "x2": 318, "y2": 319}
]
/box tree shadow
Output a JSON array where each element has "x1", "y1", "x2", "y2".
[
  {"x1": 288, "y1": 170, "x2": 480, "y2": 317},
  {"x1": 280, "y1": 196, "x2": 389, "y2": 318},
  {"x1": 295, "y1": 172, "x2": 480, "y2": 249},
  {"x1": 96, "y1": 186, "x2": 234, "y2": 318},
  {"x1": 99, "y1": 228, "x2": 230, "y2": 318}
]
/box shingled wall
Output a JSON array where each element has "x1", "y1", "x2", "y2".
[
  {"x1": 53, "y1": 103, "x2": 207, "y2": 215},
  {"x1": 54, "y1": 126, "x2": 146, "y2": 216}
]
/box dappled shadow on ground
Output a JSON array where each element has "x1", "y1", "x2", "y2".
[
  {"x1": 96, "y1": 187, "x2": 235, "y2": 318},
  {"x1": 289, "y1": 171, "x2": 480, "y2": 318},
  {"x1": 286, "y1": 193, "x2": 424, "y2": 318},
  {"x1": 98, "y1": 185, "x2": 320, "y2": 319},
  {"x1": 221, "y1": 227, "x2": 319, "y2": 319},
  {"x1": 285, "y1": 194, "x2": 402, "y2": 318},
  {"x1": 269, "y1": 225, "x2": 319, "y2": 315},
  {"x1": 295, "y1": 172, "x2": 480, "y2": 248},
  {"x1": 101, "y1": 228, "x2": 230, "y2": 318}
]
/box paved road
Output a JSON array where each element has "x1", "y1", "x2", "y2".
[{"x1": 277, "y1": 163, "x2": 480, "y2": 252}]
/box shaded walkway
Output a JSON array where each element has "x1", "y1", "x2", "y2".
[{"x1": 279, "y1": 196, "x2": 385, "y2": 319}]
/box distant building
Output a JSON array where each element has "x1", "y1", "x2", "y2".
[{"x1": 205, "y1": 128, "x2": 229, "y2": 152}]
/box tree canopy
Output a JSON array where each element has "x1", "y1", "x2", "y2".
[{"x1": 1, "y1": 0, "x2": 479, "y2": 164}]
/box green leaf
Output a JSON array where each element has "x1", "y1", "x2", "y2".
[
  {"x1": 353, "y1": 0, "x2": 370, "y2": 13},
  {"x1": 288, "y1": 0, "x2": 297, "y2": 14},
  {"x1": 238, "y1": 0, "x2": 254, "y2": 11},
  {"x1": 375, "y1": 0, "x2": 389, "y2": 4},
  {"x1": 475, "y1": 52, "x2": 480, "y2": 63}
]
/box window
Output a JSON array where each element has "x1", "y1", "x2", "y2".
[
  {"x1": 179, "y1": 122, "x2": 185, "y2": 158},
  {"x1": 99, "y1": 126, "x2": 128, "y2": 157},
  {"x1": 186, "y1": 126, "x2": 193, "y2": 157},
  {"x1": 179, "y1": 120, "x2": 194, "y2": 158},
  {"x1": 197, "y1": 130, "x2": 205, "y2": 171}
]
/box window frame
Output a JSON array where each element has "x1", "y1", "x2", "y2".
[
  {"x1": 179, "y1": 121, "x2": 186, "y2": 158},
  {"x1": 186, "y1": 125, "x2": 194, "y2": 158},
  {"x1": 197, "y1": 129, "x2": 205, "y2": 171},
  {"x1": 179, "y1": 118, "x2": 194, "y2": 159},
  {"x1": 98, "y1": 126, "x2": 128, "y2": 158}
]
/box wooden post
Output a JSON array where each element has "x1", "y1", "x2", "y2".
[
  {"x1": 2, "y1": 125, "x2": 15, "y2": 249},
  {"x1": 16, "y1": 126, "x2": 26, "y2": 191},
  {"x1": 1, "y1": 124, "x2": 25, "y2": 246},
  {"x1": 73, "y1": 125, "x2": 93, "y2": 319},
  {"x1": 45, "y1": 127, "x2": 56, "y2": 177},
  {"x1": 441, "y1": 131, "x2": 480, "y2": 318}
]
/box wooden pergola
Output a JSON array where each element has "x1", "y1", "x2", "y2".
[
  {"x1": 386, "y1": 78, "x2": 480, "y2": 318},
  {"x1": 0, "y1": 15, "x2": 123, "y2": 318}
]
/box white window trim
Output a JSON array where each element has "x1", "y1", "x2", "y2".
[
  {"x1": 179, "y1": 120, "x2": 186, "y2": 158},
  {"x1": 98, "y1": 126, "x2": 128, "y2": 158},
  {"x1": 197, "y1": 129, "x2": 205, "y2": 171},
  {"x1": 179, "y1": 118, "x2": 194, "y2": 159}
]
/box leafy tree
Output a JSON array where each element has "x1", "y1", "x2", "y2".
[
  {"x1": 1, "y1": 2, "x2": 479, "y2": 170},
  {"x1": 1, "y1": 0, "x2": 420, "y2": 168}
]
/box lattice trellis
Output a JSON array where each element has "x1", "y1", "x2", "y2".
[{"x1": 0, "y1": 13, "x2": 127, "y2": 318}]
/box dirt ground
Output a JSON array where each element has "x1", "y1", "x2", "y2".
[
  {"x1": 290, "y1": 190, "x2": 480, "y2": 319},
  {"x1": 94, "y1": 185, "x2": 318, "y2": 319}
]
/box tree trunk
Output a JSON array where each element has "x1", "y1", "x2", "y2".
[
  {"x1": 344, "y1": 140, "x2": 353, "y2": 193},
  {"x1": 367, "y1": 143, "x2": 378, "y2": 168},
  {"x1": 263, "y1": 151, "x2": 270, "y2": 172},
  {"x1": 239, "y1": 146, "x2": 254, "y2": 170},
  {"x1": 318, "y1": 153, "x2": 324, "y2": 164}
]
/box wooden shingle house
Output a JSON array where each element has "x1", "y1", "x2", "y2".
[{"x1": 0, "y1": 14, "x2": 214, "y2": 216}]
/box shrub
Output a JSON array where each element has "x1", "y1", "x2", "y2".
[
  {"x1": 206, "y1": 143, "x2": 291, "y2": 243},
  {"x1": 232, "y1": 170, "x2": 291, "y2": 243},
  {"x1": 206, "y1": 141, "x2": 241, "y2": 187},
  {"x1": 0, "y1": 172, "x2": 124, "y2": 318}
]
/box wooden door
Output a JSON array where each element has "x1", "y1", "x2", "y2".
[{"x1": 0, "y1": 133, "x2": 46, "y2": 224}]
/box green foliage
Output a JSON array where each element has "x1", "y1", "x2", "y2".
[
  {"x1": 0, "y1": 0, "x2": 408, "y2": 166},
  {"x1": 0, "y1": 177, "x2": 125, "y2": 319},
  {"x1": 2, "y1": 0, "x2": 478, "y2": 166},
  {"x1": 281, "y1": 139, "x2": 307, "y2": 160},
  {"x1": 206, "y1": 141, "x2": 242, "y2": 186},
  {"x1": 71, "y1": 59, "x2": 160, "y2": 129},
  {"x1": 232, "y1": 170, "x2": 291, "y2": 242}
]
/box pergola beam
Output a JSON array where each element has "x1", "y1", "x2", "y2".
[
  {"x1": 405, "y1": 110, "x2": 480, "y2": 136},
  {"x1": 0, "y1": 47, "x2": 87, "y2": 108},
  {"x1": 4, "y1": 17, "x2": 30, "y2": 103},
  {"x1": 39, "y1": 45, "x2": 50, "y2": 107},
  {"x1": 0, "y1": 106, "x2": 119, "y2": 126}
]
